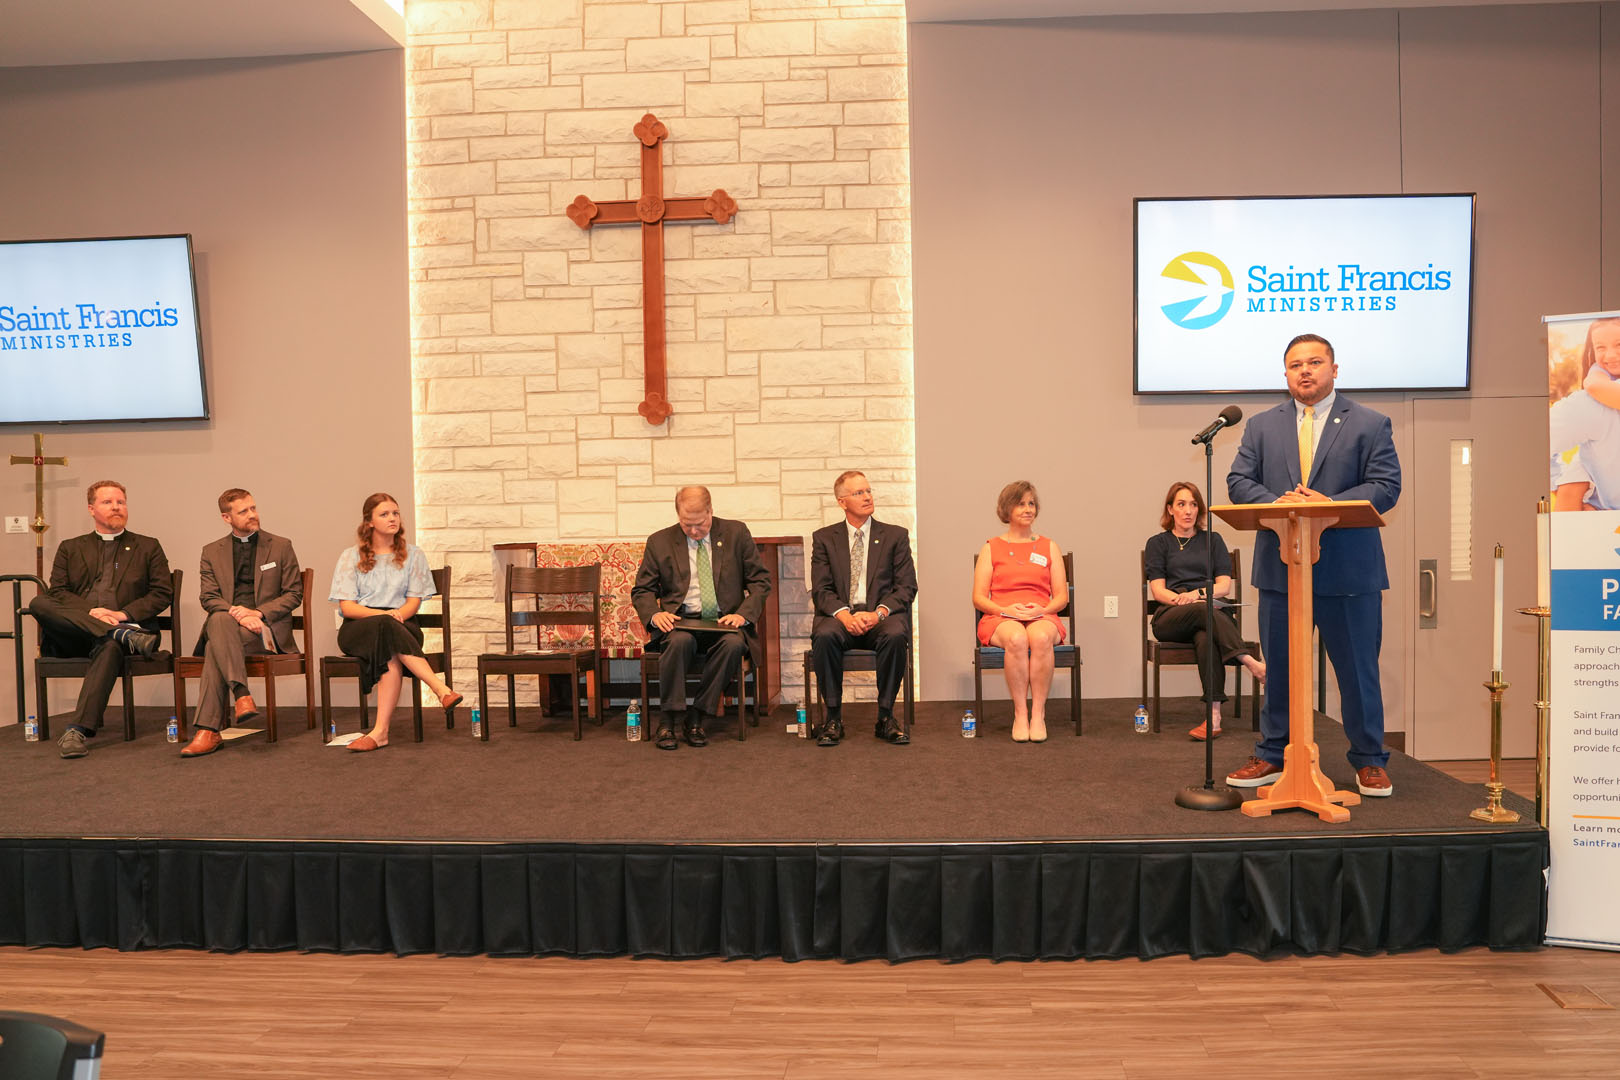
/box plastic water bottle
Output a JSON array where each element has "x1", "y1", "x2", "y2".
[
  {"x1": 961, "y1": 709, "x2": 976, "y2": 738},
  {"x1": 1134, "y1": 704, "x2": 1150, "y2": 734},
  {"x1": 796, "y1": 704, "x2": 808, "y2": 738},
  {"x1": 626, "y1": 699, "x2": 642, "y2": 742},
  {"x1": 471, "y1": 708, "x2": 484, "y2": 739},
  {"x1": 166, "y1": 714, "x2": 180, "y2": 743},
  {"x1": 24, "y1": 714, "x2": 39, "y2": 742},
  {"x1": 328, "y1": 715, "x2": 338, "y2": 742}
]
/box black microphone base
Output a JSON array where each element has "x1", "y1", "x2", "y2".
[{"x1": 1175, "y1": 783, "x2": 1244, "y2": 812}]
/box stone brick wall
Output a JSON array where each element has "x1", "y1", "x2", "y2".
[{"x1": 405, "y1": 0, "x2": 915, "y2": 706}]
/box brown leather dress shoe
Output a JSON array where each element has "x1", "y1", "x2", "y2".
[
  {"x1": 233, "y1": 695, "x2": 260, "y2": 725},
  {"x1": 1226, "y1": 756, "x2": 1283, "y2": 788},
  {"x1": 180, "y1": 728, "x2": 223, "y2": 758},
  {"x1": 1356, "y1": 766, "x2": 1393, "y2": 797}
]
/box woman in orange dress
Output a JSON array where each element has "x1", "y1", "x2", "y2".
[{"x1": 973, "y1": 481, "x2": 1068, "y2": 742}]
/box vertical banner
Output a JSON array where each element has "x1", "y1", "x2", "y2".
[{"x1": 1544, "y1": 310, "x2": 1620, "y2": 950}]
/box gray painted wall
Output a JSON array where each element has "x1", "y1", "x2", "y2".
[
  {"x1": 912, "y1": 3, "x2": 1615, "y2": 738},
  {"x1": 0, "y1": 50, "x2": 411, "y2": 722}
]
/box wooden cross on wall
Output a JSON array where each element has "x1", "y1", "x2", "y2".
[
  {"x1": 566, "y1": 112, "x2": 737, "y2": 425},
  {"x1": 8, "y1": 433, "x2": 69, "y2": 581}
]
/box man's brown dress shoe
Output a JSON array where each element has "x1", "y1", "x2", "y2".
[
  {"x1": 1226, "y1": 756, "x2": 1283, "y2": 788},
  {"x1": 181, "y1": 728, "x2": 223, "y2": 758},
  {"x1": 233, "y1": 695, "x2": 260, "y2": 725},
  {"x1": 1356, "y1": 766, "x2": 1393, "y2": 797}
]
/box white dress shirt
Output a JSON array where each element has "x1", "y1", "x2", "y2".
[{"x1": 833, "y1": 518, "x2": 888, "y2": 618}]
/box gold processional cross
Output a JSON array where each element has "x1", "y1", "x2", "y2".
[
  {"x1": 8, "y1": 433, "x2": 68, "y2": 581},
  {"x1": 566, "y1": 113, "x2": 737, "y2": 425}
]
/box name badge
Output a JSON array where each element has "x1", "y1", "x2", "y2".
[
  {"x1": 1029, "y1": 552, "x2": 1048, "y2": 567},
  {"x1": 259, "y1": 561, "x2": 277, "y2": 571}
]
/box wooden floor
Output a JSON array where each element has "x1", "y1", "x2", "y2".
[
  {"x1": 3, "y1": 758, "x2": 1598, "y2": 1079},
  {"x1": 3, "y1": 944, "x2": 1618, "y2": 1078},
  {"x1": 1430, "y1": 758, "x2": 1540, "y2": 800}
]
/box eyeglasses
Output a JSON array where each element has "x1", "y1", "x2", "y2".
[{"x1": 841, "y1": 488, "x2": 873, "y2": 499}]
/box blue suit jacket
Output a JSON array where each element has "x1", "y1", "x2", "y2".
[{"x1": 1225, "y1": 394, "x2": 1401, "y2": 595}]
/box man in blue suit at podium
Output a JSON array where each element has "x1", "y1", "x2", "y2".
[{"x1": 1225, "y1": 334, "x2": 1403, "y2": 796}]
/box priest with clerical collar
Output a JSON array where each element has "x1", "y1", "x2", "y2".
[
  {"x1": 28, "y1": 480, "x2": 173, "y2": 759},
  {"x1": 178, "y1": 488, "x2": 305, "y2": 758}
]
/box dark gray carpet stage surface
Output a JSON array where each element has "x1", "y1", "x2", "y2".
[{"x1": 2, "y1": 699, "x2": 1536, "y2": 845}]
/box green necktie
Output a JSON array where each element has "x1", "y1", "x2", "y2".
[{"x1": 697, "y1": 539, "x2": 719, "y2": 620}]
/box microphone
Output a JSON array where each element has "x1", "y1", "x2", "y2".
[{"x1": 1190, "y1": 405, "x2": 1243, "y2": 445}]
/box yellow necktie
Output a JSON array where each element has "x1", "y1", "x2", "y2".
[{"x1": 1299, "y1": 405, "x2": 1315, "y2": 484}]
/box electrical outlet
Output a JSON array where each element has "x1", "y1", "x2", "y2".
[
  {"x1": 1103, "y1": 595, "x2": 1119, "y2": 619},
  {"x1": 4, "y1": 516, "x2": 27, "y2": 534}
]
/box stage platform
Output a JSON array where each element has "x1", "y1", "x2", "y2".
[{"x1": 0, "y1": 698, "x2": 1545, "y2": 962}]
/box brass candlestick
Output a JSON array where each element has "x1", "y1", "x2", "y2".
[
  {"x1": 1470, "y1": 668, "x2": 1520, "y2": 823},
  {"x1": 1520, "y1": 604, "x2": 1551, "y2": 826}
]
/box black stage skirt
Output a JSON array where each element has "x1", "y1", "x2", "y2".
[{"x1": 338, "y1": 615, "x2": 425, "y2": 697}]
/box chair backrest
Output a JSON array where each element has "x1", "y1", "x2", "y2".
[
  {"x1": 416, "y1": 568, "x2": 453, "y2": 677},
  {"x1": 970, "y1": 547, "x2": 1075, "y2": 646},
  {"x1": 290, "y1": 566, "x2": 316, "y2": 656},
  {"x1": 506, "y1": 563, "x2": 602, "y2": 652},
  {"x1": 159, "y1": 568, "x2": 183, "y2": 650},
  {"x1": 0, "y1": 1011, "x2": 104, "y2": 1080},
  {"x1": 1228, "y1": 546, "x2": 1245, "y2": 635},
  {"x1": 491, "y1": 542, "x2": 537, "y2": 603}
]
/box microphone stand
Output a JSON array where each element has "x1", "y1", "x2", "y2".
[{"x1": 1175, "y1": 429, "x2": 1243, "y2": 812}]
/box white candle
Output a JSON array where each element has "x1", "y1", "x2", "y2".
[
  {"x1": 1492, "y1": 544, "x2": 1504, "y2": 671},
  {"x1": 1537, "y1": 500, "x2": 1550, "y2": 609}
]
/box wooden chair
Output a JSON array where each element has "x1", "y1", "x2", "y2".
[
  {"x1": 34, "y1": 569, "x2": 182, "y2": 742},
  {"x1": 800, "y1": 636, "x2": 915, "y2": 737},
  {"x1": 639, "y1": 638, "x2": 759, "y2": 742},
  {"x1": 1140, "y1": 546, "x2": 1261, "y2": 733},
  {"x1": 972, "y1": 552, "x2": 1082, "y2": 736},
  {"x1": 320, "y1": 567, "x2": 454, "y2": 743},
  {"x1": 172, "y1": 567, "x2": 316, "y2": 743},
  {"x1": 476, "y1": 564, "x2": 603, "y2": 741}
]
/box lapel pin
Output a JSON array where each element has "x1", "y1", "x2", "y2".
[{"x1": 1334, "y1": 417, "x2": 1342, "y2": 424}]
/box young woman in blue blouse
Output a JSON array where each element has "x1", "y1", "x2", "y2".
[{"x1": 328, "y1": 492, "x2": 461, "y2": 752}]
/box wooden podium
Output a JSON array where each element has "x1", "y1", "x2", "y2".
[{"x1": 1211, "y1": 500, "x2": 1386, "y2": 823}]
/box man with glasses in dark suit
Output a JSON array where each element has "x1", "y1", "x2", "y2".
[
  {"x1": 632, "y1": 486, "x2": 772, "y2": 751},
  {"x1": 808, "y1": 470, "x2": 917, "y2": 746}
]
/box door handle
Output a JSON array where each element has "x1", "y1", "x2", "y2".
[{"x1": 1418, "y1": 559, "x2": 1438, "y2": 629}]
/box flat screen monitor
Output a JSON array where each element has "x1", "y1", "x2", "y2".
[
  {"x1": 1134, "y1": 194, "x2": 1475, "y2": 394},
  {"x1": 0, "y1": 234, "x2": 208, "y2": 424}
]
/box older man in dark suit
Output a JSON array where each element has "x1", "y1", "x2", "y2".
[
  {"x1": 809, "y1": 470, "x2": 917, "y2": 746},
  {"x1": 1225, "y1": 333, "x2": 1402, "y2": 797},
  {"x1": 632, "y1": 486, "x2": 772, "y2": 750},
  {"x1": 178, "y1": 488, "x2": 305, "y2": 758},
  {"x1": 28, "y1": 480, "x2": 173, "y2": 759}
]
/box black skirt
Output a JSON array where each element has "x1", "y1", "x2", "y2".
[{"x1": 338, "y1": 615, "x2": 425, "y2": 697}]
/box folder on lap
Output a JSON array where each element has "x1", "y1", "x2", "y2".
[{"x1": 673, "y1": 618, "x2": 740, "y2": 633}]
